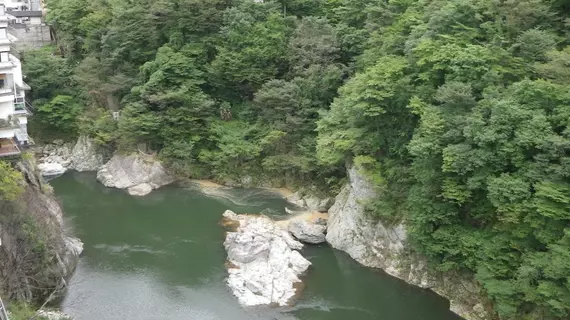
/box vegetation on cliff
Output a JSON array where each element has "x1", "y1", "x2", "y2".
[
  {"x1": 0, "y1": 159, "x2": 76, "y2": 306},
  {"x1": 25, "y1": 0, "x2": 570, "y2": 318}
]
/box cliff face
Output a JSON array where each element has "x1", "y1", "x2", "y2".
[
  {"x1": 0, "y1": 158, "x2": 82, "y2": 302},
  {"x1": 37, "y1": 136, "x2": 108, "y2": 176},
  {"x1": 326, "y1": 164, "x2": 492, "y2": 320}
]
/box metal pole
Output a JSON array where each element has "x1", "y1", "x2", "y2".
[{"x1": 0, "y1": 296, "x2": 10, "y2": 320}]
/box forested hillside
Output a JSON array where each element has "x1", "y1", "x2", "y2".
[{"x1": 27, "y1": 0, "x2": 570, "y2": 318}]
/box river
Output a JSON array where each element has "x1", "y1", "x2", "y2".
[{"x1": 51, "y1": 172, "x2": 463, "y2": 320}]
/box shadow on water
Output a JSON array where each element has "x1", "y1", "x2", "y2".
[{"x1": 51, "y1": 172, "x2": 463, "y2": 320}]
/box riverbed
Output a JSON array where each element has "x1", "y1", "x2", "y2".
[{"x1": 51, "y1": 172, "x2": 463, "y2": 320}]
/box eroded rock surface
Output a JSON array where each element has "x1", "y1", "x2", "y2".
[
  {"x1": 70, "y1": 135, "x2": 106, "y2": 172},
  {"x1": 288, "y1": 219, "x2": 326, "y2": 244},
  {"x1": 38, "y1": 162, "x2": 67, "y2": 176},
  {"x1": 286, "y1": 191, "x2": 333, "y2": 212},
  {"x1": 326, "y1": 164, "x2": 493, "y2": 320},
  {"x1": 222, "y1": 210, "x2": 311, "y2": 306},
  {"x1": 37, "y1": 136, "x2": 106, "y2": 175},
  {"x1": 97, "y1": 153, "x2": 174, "y2": 195}
]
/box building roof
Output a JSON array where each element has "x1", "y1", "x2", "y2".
[{"x1": 7, "y1": 11, "x2": 43, "y2": 18}]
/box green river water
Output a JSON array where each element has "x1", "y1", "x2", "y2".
[{"x1": 51, "y1": 172, "x2": 463, "y2": 320}]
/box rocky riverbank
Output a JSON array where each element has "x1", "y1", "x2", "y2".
[
  {"x1": 34, "y1": 137, "x2": 493, "y2": 318},
  {"x1": 0, "y1": 158, "x2": 82, "y2": 302},
  {"x1": 326, "y1": 164, "x2": 493, "y2": 320},
  {"x1": 36, "y1": 136, "x2": 107, "y2": 176},
  {"x1": 221, "y1": 210, "x2": 311, "y2": 306},
  {"x1": 36, "y1": 137, "x2": 174, "y2": 196}
]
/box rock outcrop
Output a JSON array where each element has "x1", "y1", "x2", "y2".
[
  {"x1": 97, "y1": 153, "x2": 174, "y2": 196},
  {"x1": 0, "y1": 159, "x2": 82, "y2": 302},
  {"x1": 38, "y1": 162, "x2": 67, "y2": 176},
  {"x1": 326, "y1": 164, "x2": 492, "y2": 320},
  {"x1": 286, "y1": 191, "x2": 333, "y2": 212},
  {"x1": 69, "y1": 135, "x2": 106, "y2": 172},
  {"x1": 287, "y1": 218, "x2": 326, "y2": 244},
  {"x1": 37, "y1": 136, "x2": 107, "y2": 176},
  {"x1": 222, "y1": 210, "x2": 311, "y2": 307}
]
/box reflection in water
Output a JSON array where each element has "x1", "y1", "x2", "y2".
[{"x1": 51, "y1": 172, "x2": 462, "y2": 320}]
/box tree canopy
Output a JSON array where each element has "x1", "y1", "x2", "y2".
[{"x1": 34, "y1": 0, "x2": 570, "y2": 318}]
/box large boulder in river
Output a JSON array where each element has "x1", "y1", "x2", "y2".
[
  {"x1": 222, "y1": 210, "x2": 311, "y2": 307},
  {"x1": 97, "y1": 153, "x2": 174, "y2": 196},
  {"x1": 326, "y1": 164, "x2": 492, "y2": 320},
  {"x1": 288, "y1": 219, "x2": 326, "y2": 244}
]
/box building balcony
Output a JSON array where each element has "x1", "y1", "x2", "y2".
[
  {"x1": 13, "y1": 101, "x2": 32, "y2": 115},
  {"x1": 16, "y1": 81, "x2": 30, "y2": 91},
  {"x1": 0, "y1": 137, "x2": 20, "y2": 157}
]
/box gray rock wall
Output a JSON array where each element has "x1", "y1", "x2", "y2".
[
  {"x1": 96, "y1": 153, "x2": 174, "y2": 196},
  {"x1": 326, "y1": 164, "x2": 493, "y2": 320},
  {"x1": 10, "y1": 25, "x2": 52, "y2": 51},
  {"x1": 0, "y1": 159, "x2": 82, "y2": 301},
  {"x1": 37, "y1": 136, "x2": 107, "y2": 176}
]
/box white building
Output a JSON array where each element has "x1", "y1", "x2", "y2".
[
  {"x1": 0, "y1": 0, "x2": 40, "y2": 11},
  {"x1": 0, "y1": 4, "x2": 31, "y2": 157}
]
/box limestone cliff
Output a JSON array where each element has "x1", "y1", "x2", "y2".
[
  {"x1": 326, "y1": 164, "x2": 493, "y2": 320},
  {"x1": 0, "y1": 158, "x2": 82, "y2": 302}
]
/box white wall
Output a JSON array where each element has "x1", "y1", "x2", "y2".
[
  {"x1": 0, "y1": 99, "x2": 12, "y2": 118},
  {"x1": 0, "y1": 0, "x2": 30, "y2": 10},
  {"x1": 9, "y1": 54, "x2": 23, "y2": 88},
  {"x1": 0, "y1": 128, "x2": 15, "y2": 138}
]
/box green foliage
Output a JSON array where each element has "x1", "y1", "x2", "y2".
[
  {"x1": 6, "y1": 302, "x2": 50, "y2": 320},
  {"x1": 0, "y1": 161, "x2": 23, "y2": 201},
  {"x1": 37, "y1": 95, "x2": 82, "y2": 134},
  {"x1": 41, "y1": 0, "x2": 570, "y2": 317},
  {"x1": 22, "y1": 46, "x2": 75, "y2": 101}
]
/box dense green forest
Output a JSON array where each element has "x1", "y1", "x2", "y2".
[{"x1": 20, "y1": 0, "x2": 570, "y2": 318}]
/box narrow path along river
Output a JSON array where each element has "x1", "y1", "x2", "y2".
[{"x1": 51, "y1": 172, "x2": 463, "y2": 320}]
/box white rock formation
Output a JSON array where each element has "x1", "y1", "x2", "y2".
[
  {"x1": 222, "y1": 210, "x2": 311, "y2": 307},
  {"x1": 288, "y1": 219, "x2": 326, "y2": 244},
  {"x1": 38, "y1": 162, "x2": 67, "y2": 176},
  {"x1": 37, "y1": 136, "x2": 106, "y2": 175},
  {"x1": 326, "y1": 164, "x2": 490, "y2": 320},
  {"x1": 97, "y1": 153, "x2": 174, "y2": 195},
  {"x1": 127, "y1": 183, "x2": 153, "y2": 196}
]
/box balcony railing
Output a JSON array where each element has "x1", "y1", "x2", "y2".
[{"x1": 14, "y1": 101, "x2": 32, "y2": 115}]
